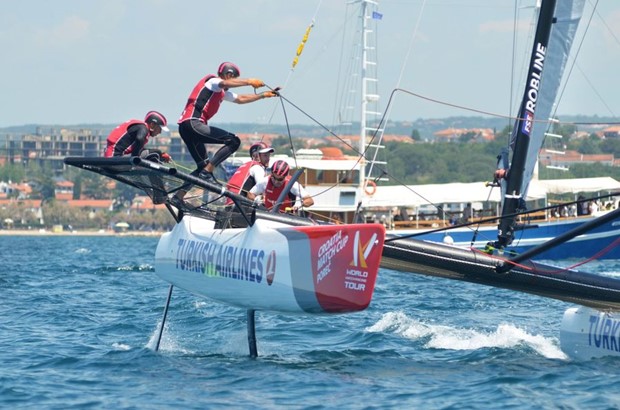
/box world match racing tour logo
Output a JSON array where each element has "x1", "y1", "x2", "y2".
[
  {"x1": 521, "y1": 41, "x2": 546, "y2": 136},
  {"x1": 175, "y1": 238, "x2": 267, "y2": 283},
  {"x1": 316, "y1": 229, "x2": 379, "y2": 292}
]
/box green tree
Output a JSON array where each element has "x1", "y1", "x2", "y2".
[
  {"x1": 569, "y1": 133, "x2": 602, "y2": 154},
  {"x1": 459, "y1": 131, "x2": 477, "y2": 143},
  {"x1": 81, "y1": 172, "x2": 112, "y2": 199},
  {"x1": 600, "y1": 138, "x2": 620, "y2": 157},
  {"x1": 551, "y1": 121, "x2": 577, "y2": 137},
  {"x1": 27, "y1": 164, "x2": 56, "y2": 201},
  {"x1": 410, "y1": 129, "x2": 422, "y2": 141},
  {"x1": 41, "y1": 200, "x2": 74, "y2": 226},
  {"x1": 72, "y1": 176, "x2": 82, "y2": 200},
  {"x1": 0, "y1": 162, "x2": 25, "y2": 183},
  {"x1": 114, "y1": 183, "x2": 140, "y2": 206}
]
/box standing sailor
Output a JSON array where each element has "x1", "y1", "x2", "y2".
[{"x1": 177, "y1": 62, "x2": 278, "y2": 183}]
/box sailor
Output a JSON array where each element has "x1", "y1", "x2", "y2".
[
  {"x1": 177, "y1": 62, "x2": 279, "y2": 183},
  {"x1": 103, "y1": 111, "x2": 171, "y2": 162},
  {"x1": 247, "y1": 159, "x2": 314, "y2": 213},
  {"x1": 226, "y1": 142, "x2": 274, "y2": 197},
  {"x1": 577, "y1": 195, "x2": 588, "y2": 216},
  {"x1": 462, "y1": 202, "x2": 473, "y2": 222}
]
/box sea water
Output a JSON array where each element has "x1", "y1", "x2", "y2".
[{"x1": 1, "y1": 235, "x2": 619, "y2": 409}]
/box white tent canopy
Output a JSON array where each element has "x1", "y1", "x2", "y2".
[
  {"x1": 364, "y1": 181, "x2": 545, "y2": 209},
  {"x1": 532, "y1": 177, "x2": 620, "y2": 195},
  {"x1": 363, "y1": 177, "x2": 619, "y2": 209}
]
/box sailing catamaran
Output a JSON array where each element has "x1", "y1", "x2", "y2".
[
  {"x1": 378, "y1": 0, "x2": 620, "y2": 359},
  {"x1": 63, "y1": 155, "x2": 385, "y2": 357},
  {"x1": 64, "y1": 0, "x2": 620, "y2": 360}
]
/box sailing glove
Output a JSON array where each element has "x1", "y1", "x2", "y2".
[
  {"x1": 262, "y1": 91, "x2": 278, "y2": 99},
  {"x1": 247, "y1": 78, "x2": 264, "y2": 88}
]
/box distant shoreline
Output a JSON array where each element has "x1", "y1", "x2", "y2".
[{"x1": 0, "y1": 229, "x2": 163, "y2": 237}]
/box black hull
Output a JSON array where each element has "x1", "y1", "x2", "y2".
[{"x1": 382, "y1": 237, "x2": 620, "y2": 311}]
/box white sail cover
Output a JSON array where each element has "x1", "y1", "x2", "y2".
[{"x1": 521, "y1": 0, "x2": 585, "y2": 197}]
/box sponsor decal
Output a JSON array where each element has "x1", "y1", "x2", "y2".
[
  {"x1": 351, "y1": 230, "x2": 378, "y2": 269},
  {"x1": 520, "y1": 42, "x2": 546, "y2": 137},
  {"x1": 292, "y1": 224, "x2": 384, "y2": 312},
  {"x1": 316, "y1": 230, "x2": 349, "y2": 285},
  {"x1": 588, "y1": 314, "x2": 620, "y2": 352},
  {"x1": 312, "y1": 229, "x2": 380, "y2": 293},
  {"x1": 266, "y1": 250, "x2": 276, "y2": 286},
  {"x1": 175, "y1": 238, "x2": 265, "y2": 283},
  {"x1": 313, "y1": 227, "x2": 381, "y2": 301},
  {"x1": 343, "y1": 230, "x2": 378, "y2": 291},
  {"x1": 522, "y1": 111, "x2": 534, "y2": 136}
]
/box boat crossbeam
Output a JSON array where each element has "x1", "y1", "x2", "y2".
[{"x1": 497, "y1": 207, "x2": 620, "y2": 273}]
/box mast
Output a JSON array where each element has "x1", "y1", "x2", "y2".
[
  {"x1": 356, "y1": 0, "x2": 385, "y2": 196},
  {"x1": 359, "y1": 0, "x2": 370, "y2": 192},
  {"x1": 495, "y1": 0, "x2": 557, "y2": 249},
  {"x1": 337, "y1": 0, "x2": 384, "y2": 202}
]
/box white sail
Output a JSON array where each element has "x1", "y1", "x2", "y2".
[{"x1": 521, "y1": 0, "x2": 585, "y2": 197}]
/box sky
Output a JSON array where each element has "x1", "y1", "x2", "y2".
[{"x1": 2, "y1": 0, "x2": 620, "y2": 129}]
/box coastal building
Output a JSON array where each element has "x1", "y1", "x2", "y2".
[{"x1": 0, "y1": 128, "x2": 285, "y2": 173}]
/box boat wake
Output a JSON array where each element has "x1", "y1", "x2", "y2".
[{"x1": 366, "y1": 311, "x2": 567, "y2": 360}]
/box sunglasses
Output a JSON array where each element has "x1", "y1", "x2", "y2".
[{"x1": 271, "y1": 175, "x2": 285, "y2": 182}]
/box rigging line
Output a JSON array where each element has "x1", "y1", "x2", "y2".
[
  {"x1": 274, "y1": 90, "x2": 299, "y2": 168},
  {"x1": 270, "y1": 89, "x2": 408, "y2": 203},
  {"x1": 331, "y1": 3, "x2": 354, "y2": 127},
  {"x1": 383, "y1": 191, "x2": 620, "y2": 244},
  {"x1": 574, "y1": 63, "x2": 617, "y2": 118},
  {"x1": 508, "y1": 1, "x2": 536, "y2": 126},
  {"x1": 509, "y1": 0, "x2": 518, "y2": 129},
  {"x1": 468, "y1": 179, "x2": 499, "y2": 247},
  {"x1": 593, "y1": 0, "x2": 620, "y2": 47},
  {"x1": 552, "y1": 0, "x2": 601, "y2": 120},
  {"x1": 275, "y1": 93, "x2": 358, "y2": 152},
  {"x1": 362, "y1": 87, "x2": 515, "y2": 208},
  {"x1": 263, "y1": 88, "x2": 614, "y2": 213},
  {"x1": 266, "y1": 0, "x2": 323, "y2": 125},
  {"x1": 357, "y1": 88, "x2": 510, "y2": 212},
  {"x1": 467, "y1": 247, "x2": 546, "y2": 272},
  {"x1": 389, "y1": 87, "x2": 620, "y2": 126},
  {"x1": 171, "y1": 160, "x2": 193, "y2": 173},
  {"x1": 393, "y1": 0, "x2": 427, "y2": 91},
  {"x1": 475, "y1": 236, "x2": 620, "y2": 273},
  {"x1": 549, "y1": 237, "x2": 620, "y2": 270},
  {"x1": 268, "y1": 91, "x2": 363, "y2": 200}
]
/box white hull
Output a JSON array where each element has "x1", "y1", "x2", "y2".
[
  {"x1": 560, "y1": 306, "x2": 620, "y2": 359},
  {"x1": 155, "y1": 215, "x2": 385, "y2": 314}
]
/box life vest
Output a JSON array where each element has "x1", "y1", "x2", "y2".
[
  {"x1": 226, "y1": 160, "x2": 262, "y2": 196},
  {"x1": 264, "y1": 176, "x2": 296, "y2": 212},
  {"x1": 104, "y1": 120, "x2": 149, "y2": 157},
  {"x1": 178, "y1": 74, "x2": 225, "y2": 124}
]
